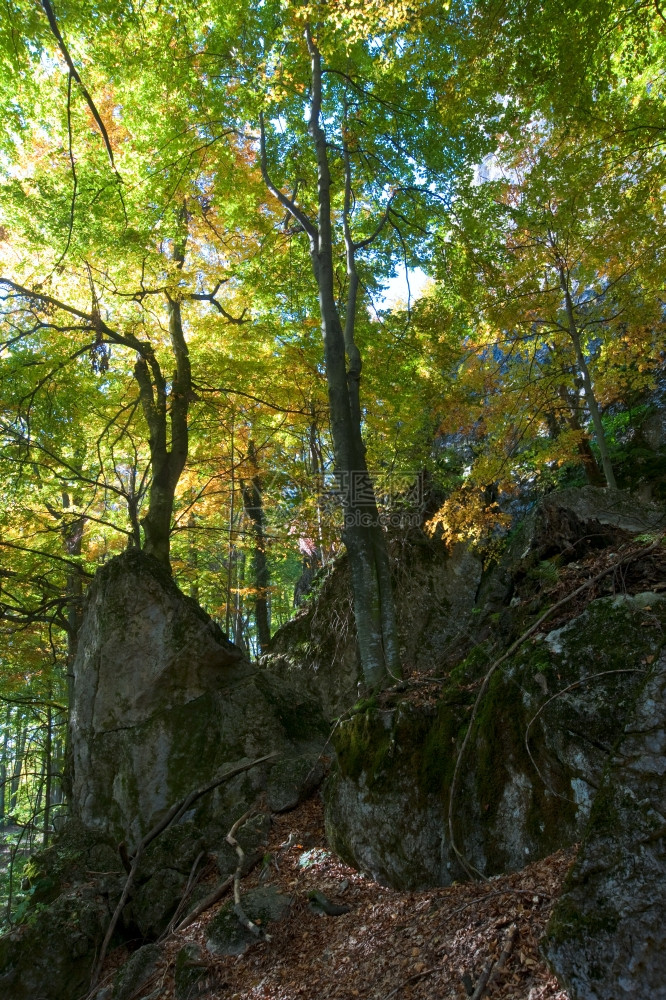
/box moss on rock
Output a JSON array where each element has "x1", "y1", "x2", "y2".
[{"x1": 325, "y1": 593, "x2": 666, "y2": 889}]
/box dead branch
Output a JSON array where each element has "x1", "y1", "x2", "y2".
[
  {"x1": 159, "y1": 850, "x2": 205, "y2": 941},
  {"x1": 434, "y1": 887, "x2": 548, "y2": 925},
  {"x1": 172, "y1": 874, "x2": 234, "y2": 934},
  {"x1": 89, "y1": 752, "x2": 277, "y2": 988},
  {"x1": 448, "y1": 536, "x2": 664, "y2": 880},
  {"x1": 383, "y1": 964, "x2": 449, "y2": 1000},
  {"x1": 227, "y1": 807, "x2": 270, "y2": 941},
  {"x1": 170, "y1": 796, "x2": 275, "y2": 935},
  {"x1": 469, "y1": 922, "x2": 518, "y2": 1000}
]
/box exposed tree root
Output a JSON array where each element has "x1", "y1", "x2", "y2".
[{"x1": 88, "y1": 752, "x2": 277, "y2": 990}]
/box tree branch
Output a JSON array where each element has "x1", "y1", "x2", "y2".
[
  {"x1": 90, "y1": 752, "x2": 278, "y2": 988},
  {"x1": 0, "y1": 279, "x2": 150, "y2": 356},
  {"x1": 188, "y1": 287, "x2": 249, "y2": 324},
  {"x1": 0, "y1": 540, "x2": 93, "y2": 575},
  {"x1": 40, "y1": 0, "x2": 116, "y2": 171},
  {"x1": 258, "y1": 113, "x2": 318, "y2": 242}
]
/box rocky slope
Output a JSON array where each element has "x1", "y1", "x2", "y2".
[{"x1": 1, "y1": 486, "x2": 665, "y2": 1000}]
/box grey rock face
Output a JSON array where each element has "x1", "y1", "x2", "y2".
[
  {"x1": 0, "y1": 881, "x2": 113, "y2": 1000},
  {"x1": 638, "y1": 407, "x2": 666, "y2": 452},
  {"x1": 325, "y1": 594, "x2": 666, "y2": 889},
  {"x1": 0, "y1": 552, "x2": 328, "y2": 1000},
  {"x1": 69, "y1": 551, "x2": 327, "y2": 847},
  {"x1": 326, "y1": 744, "x2": 450, "y2": 889},
  {"x1": 265, "y1": 536, "x2": 483, "y2": 719},
  {"x1": 174, "y1": 943, "x2": 207, "y2": 1000},
  {"x1": 205, "y1": 886, "x2": 292, "y2": 956},
  {"x1": 531, "y1": 485, "x2": 665, "y2": 547},
  {"x1": 112, "y1": 943, "x2": 162, "y2": 1000},
  {"x1": 544, "y1": 650, "x2": 666, "y2": 999}
]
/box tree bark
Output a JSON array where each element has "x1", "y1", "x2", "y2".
[
  {"x1": 9, "y1": 720, "x2": 26, "y2": 814},
  {"x1": 258, "y1": 30, "x2": 401, "y2": 688},
  {"x1": 556, "y1": 386, "x2": 606, "y2": 486},
  {"x1": 560, "y1": 267, "x2": 617, "y2": 489},
  {"x1": 42, "y1": 704, "x2": 52, "y2": 846},
  {"x1": 0, "y1": 706, "x2": 9, "y2": 826},
  {"x1": 304, "y1": 28, "x2": 401, "y2": 688},
  {"x1": 137, "y1": 223, "x2": 192, "y2": 567},
  {"x1": 241, "y1": 440, "x2": 271, "y2": 654}
]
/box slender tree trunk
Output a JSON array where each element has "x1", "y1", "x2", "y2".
[
  {"x1": 303, "y1": 28, "x2": 401, "y2": 688},
  {"x1": 233, "y1": 549, "x2": 248, "y2": 654},
  {"x1": 241, "y1": 440, "x2": 271, "y2": 655},
  {"x1": 62, "y1": 493, "x2": 85, "y2": 699},
  {"x1": 9, "y1": 721, "x2": 27, "y2": 814},
  {"x1": 42, "y1": 704, "x2": 52, "y2": 846},
  {"x1": 137, "y1": 215, "x2": 192, "y2": 567},
  {"x1": 556, "y1": 386, "x2": 606, "y2": 486},
  {"x1": 0, "y1": 706, "x2": 9, "y2": 827},
  {"x1": 258, "y1": 31, "x2": 401, "y2": 688},
  {"x1": 188, "y1": 514, "x2": 200, "y2": 603},
  {"x1": 309, "y1": 412, "x2": 327, "y2": 567},
  {"x1": 560, "y1": 268, "x2": 617, "y2": 489},
  {"x1": 226, "y1": 414, "x2": 236, "y2": 637},
  {"x1": 34, "y1": 754, "x2": 46, "y2": 839}
]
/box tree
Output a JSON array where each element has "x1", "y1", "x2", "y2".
[
  {"x1": 434, "y1": 123, "x2": 665, "y2": 497},
  {"x1": 237, "y1": 1, "x2": 494, "y2": 686}
]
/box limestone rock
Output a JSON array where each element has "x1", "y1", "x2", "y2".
[
  {"x1": 0, "y1": 550, "x2": 329, "y2": 1000},
  {"x1": 527, "y1": 485, "x2": 665, "y2": 556},
  {"x1": 325, "y1": 593, "x2": 666, "y2": 888},
  {"x1": 68, "y1": 550, "x2": 328, "y2": 847},
  {"x1": 0, "y1": 882, "x2": 112, "y2": 1000},
  {"x1": 174, "y1": 943, "x2": 207, "y2": 1000},
  {"x1": 544, "y1": 651, "x2": 666, "y2": 999},
  {"x1": 112, "y1": 943, "x2": 162, "y2": 1000},
  {"x1": 205, "y1": 886, "x2": 292, "y2": 956},
  {"x1": 264, "y1": 535, "x2": 483, "y2": 719}
]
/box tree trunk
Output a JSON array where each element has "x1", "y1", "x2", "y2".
[
  {"x1": 136, "y1": 214, "x2": 192, "y2": 568},
  {"x1": 557, "y1": 386, "x2": 606, "y2": 486},
  {"x1": 0, "y1": 706, "x2": 9, "y2": 827},
  {"x1": 258, "y1": 30, "x2": 401, "y2": 689},
  {"x1": 241, "y1": 440, "x2": 271, "y2": 655},
  {"x1": 305, "y1": 30, "x2": 400, "y2": 688},
  {"x1": 62, "y1": 492, "x2": 85, "y2": 701},
  {"x1": 42, "y1": 704, "x2": 52, "y2": 846},
  {"x1": 233, "y1": 549, "x2": 248, "y2": 654},
  {"x1": 560, "y1": 268, "x2": 617, "y2": 489},
  {"x1": 9, "y1": 720, "x2": 27, "y2": 814},
  {"x1": 135, "y1": 297, "x2": 191, "y2": 566}
]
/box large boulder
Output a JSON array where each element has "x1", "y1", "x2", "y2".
[
  {"x1": 264, "y1": 533, "x2": 483, "y2": 719},
  {"x1": 0, "y1": 834, "x2": 126, "y2": 1000},
  {"x1": 531, "y1": 485, "x2": 665, "y2": 544},
  {"x1": 69, "y1": 551, "x2": 328, "y2": 848},
  {"x1": 0, "y1": 551, "x2": 329, "y2": 1000},
  {"x1": 544, "y1": 647, "x2": 666, "y2": 999},
  {"x1": 325, "y1": 592, "x2": 666, "y2": 888}
]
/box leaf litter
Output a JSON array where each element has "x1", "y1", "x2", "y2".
[{"x1": 109, "y1": 795, "x2": 573, "y2": 1000}]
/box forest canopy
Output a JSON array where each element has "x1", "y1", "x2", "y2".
[{"x1": 0, "y1": 0, "x2": 664, "y2": 840}]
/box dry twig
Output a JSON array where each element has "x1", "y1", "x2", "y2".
[
  {"x1": 227, "y1": 807, "x2": 271, "y2": 940},
  {"x1": 89, "y1": 752, "x2": 277, "y2": 989},
  {"x1": 470, "y1": 922, "x2": 518, "y2": 1000}
]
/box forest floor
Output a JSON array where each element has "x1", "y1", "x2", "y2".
[{"x1": 102, "y1": 795, "x2": 573, "y2": 1000}]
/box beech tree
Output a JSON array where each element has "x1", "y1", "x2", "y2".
[
  {"x1": 0, "y1": 0, "x2": 664, "y2": 695},
  {"x1": 433, "y1": 122, "x2": 665, "y2": 502},
  {"x1": 230, "y1": 1, "x2": 494, "y2": 687}
]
